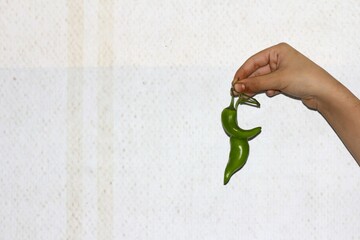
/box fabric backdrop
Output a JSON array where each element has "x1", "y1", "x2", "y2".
[{"x1": 1, "y1": 0, "x2": 360, "y2": 239}]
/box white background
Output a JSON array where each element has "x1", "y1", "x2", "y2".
[{"x1": 1, "y1": 1, "x2": 360, "y2": 239}]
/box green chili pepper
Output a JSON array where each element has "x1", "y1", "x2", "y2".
[
  {"x1": 221, "y1": 94, "x2": 261, "y2": 185},
  {"x1": 221, "y1": 96, "x2": 261, "y2": 139},
  {"x1": 224, "y1": 137, "x2": 249, "y2": 185}
]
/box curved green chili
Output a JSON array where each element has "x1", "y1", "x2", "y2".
[
  {"x1": 224, "y1": 137, "x2": 249, "y2": 185},
  {"x1": 221, "y1": 94, "x2": 261, "y2": 185},
  {"x1": 221, "y1": 96, "x2": 261, "y2": 140}
]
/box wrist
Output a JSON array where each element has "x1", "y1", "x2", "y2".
[{"x1": 316, "y1": 75, "x2": 357, "y2": 116}]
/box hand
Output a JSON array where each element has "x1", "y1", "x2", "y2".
[
  {"x1": 232, "y1": 42, "x2": 339, "y2": 110},
  {"x1": 232, "y1": 43, "x2": 360, "y2": 164}
]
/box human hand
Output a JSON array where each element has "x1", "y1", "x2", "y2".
[
  {"x1": 232, "y1": 43, "x2": 360, "y2": 164},
  {"x1": 232, "y1": 43, "x2": 339, "y2": 110}
]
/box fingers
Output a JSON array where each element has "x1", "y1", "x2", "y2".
[
  {"x1": 231, "y1": 84, "x2": 246, "y2": 97},
  {"x1": 232, "y1": 43, "x2": 286, "y2": 87},
  {"x1": 231, "y1": 43, "x2": 289, "y2": 96},
  {"x1": 266, "y1": 90, "x2": 281, "y2": 97},
  {"x1": 233, "y1": 71, "x2": 283, "y2": 95},
  {"x1": 248, "y1": 64, "x2": 271, "y2": 78},
  {"x1": 232, "y1": 46, "x2": 274, "y2": 86}
]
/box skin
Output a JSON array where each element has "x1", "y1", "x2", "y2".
[{"x1": 232, "y1": 42, "x2": 360, "y2": 166}]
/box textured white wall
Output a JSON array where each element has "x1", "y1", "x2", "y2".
[{"x1": 0, "y1": 1, "x2": 360, "y2": 239}]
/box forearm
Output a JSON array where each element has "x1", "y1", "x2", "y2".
[{"x1": 317, "y1": 76, "x2": 360, "y2": 165}]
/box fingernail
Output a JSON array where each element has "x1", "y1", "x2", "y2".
[
  {"x1": 234, "y1": 83, "x2": 245, "y2": 92},
  {"x1": 232, "y1": 77, "x2": 239, "y2": 86}
]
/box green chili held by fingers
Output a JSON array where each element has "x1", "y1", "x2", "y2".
[
  {"x1": 221, "y1": 96, "x2": 261, "y2": 139},
  {"x1": 221, "y1": 95, "x2": 261, "y2": 185}
]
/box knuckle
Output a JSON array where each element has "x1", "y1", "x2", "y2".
[{"x1": 277, "y1": 42, "x2": 289, "y2": 48}]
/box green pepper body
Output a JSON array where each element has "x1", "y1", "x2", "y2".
[
  {"x1": 224, "y1": 137, "x2": 249, "y2": 185},
  {"x1": 221, "y1": 96, "x2": 261, "y2": 185},
  {"x1": 221, "y1": 97, "x2": 261, "y2": 140}
]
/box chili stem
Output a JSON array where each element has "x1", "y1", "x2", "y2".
[
  {"x1": 230, "y1": 87, "x2": 260, "y2": 108},
  {"x1": 235, "y1": 93, "x2": 260, "y2": 108}
]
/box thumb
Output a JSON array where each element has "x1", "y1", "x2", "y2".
[{"x1": 234, "y1": 72, "x2": 282, "y2": 94}]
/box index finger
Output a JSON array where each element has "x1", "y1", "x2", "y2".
[{"x1": 232, "y1": 45, "x2": 274, "y2": 85}]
